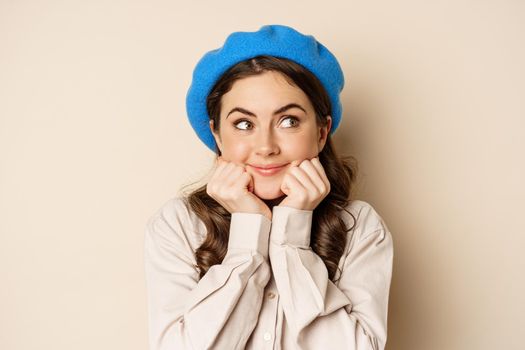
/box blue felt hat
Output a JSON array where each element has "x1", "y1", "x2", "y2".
[{"x1": 186, "y1": 24, "x2": 345, "y2": 152}]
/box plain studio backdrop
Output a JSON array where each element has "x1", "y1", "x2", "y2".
[{"x1": 1, "y1": 1, "x2": 523, "y2": 349}]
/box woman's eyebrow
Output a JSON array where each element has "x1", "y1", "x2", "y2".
[{"x1": 226, "y1": 103, "x2": 307, "y2": 119}]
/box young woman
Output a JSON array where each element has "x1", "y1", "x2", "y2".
[{"x1": 144, "y1": 25, "x2": 394, "y2": 350}]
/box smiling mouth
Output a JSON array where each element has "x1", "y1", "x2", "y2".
[{"x1": 249, "y1": 164, "x2": 287, "y2": 176}]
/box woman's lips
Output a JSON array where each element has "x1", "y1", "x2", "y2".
[{"x1": 249, "y1": 164, "x2": 288, "y2": 176}]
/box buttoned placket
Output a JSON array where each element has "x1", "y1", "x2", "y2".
[{"x1": 246, "y1": 276, "x2": 280, "y2": 349}]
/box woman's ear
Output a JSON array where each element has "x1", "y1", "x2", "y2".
[
  {"x1": 318, "y1": 115, "x2": 332, "y2": 152},
  {"x1": 209, "y1": 120, "x2": 223, "y2": 153}
]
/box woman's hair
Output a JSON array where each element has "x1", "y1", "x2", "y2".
[{"x1": 182, "y1": 55, "x2": 358, "y2": 282}]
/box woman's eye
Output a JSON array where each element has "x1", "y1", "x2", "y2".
[
  {"x1": 234, "y1": 119, "x2": 253, "y2": 130},
  {"x1": 281, "y1": 116, "x2": 299, "y2": 128}
]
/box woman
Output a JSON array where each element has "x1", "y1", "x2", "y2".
[{"x1": 144, "y1": 24, "x2": 393, "y2": 350}]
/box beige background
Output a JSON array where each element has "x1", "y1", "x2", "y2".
[{"x1": 1, "y1": 1, "x2": 523, "y2": 349}]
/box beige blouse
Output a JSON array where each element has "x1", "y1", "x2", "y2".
[{"x1": 144, "y1": 197, "x2": 393, "y2": 350}]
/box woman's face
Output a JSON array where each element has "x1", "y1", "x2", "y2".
[{"x1": 210, "y1": 70, "x2": 331, "y2": 200}]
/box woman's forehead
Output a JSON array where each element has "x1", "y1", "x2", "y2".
[{"x1": 220, "y1": 71, "x2": 313, "y2": 115}]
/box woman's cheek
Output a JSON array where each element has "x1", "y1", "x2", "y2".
[{"x1": 221, "y1": 140, "x2": 251, "y2": 162}]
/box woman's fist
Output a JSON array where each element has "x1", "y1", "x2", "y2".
[
  {"x1": 206, "y1": 157, "x2": 272, "y2": 220},
  {"x1": 279, "y1": 157, "x2": 331, "y2": 211}
]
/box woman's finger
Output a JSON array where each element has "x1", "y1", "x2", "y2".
[
  {"x1": 219, "y1": 164, "x2": 246, "y2": 194},
  {"x1": 281, "y1": 172, "x2": 304, "y2": 196},
  {"x1": 310, "y1": 157, "x2": 330, "y2": 190},
  {"x1": 298, "y1": 159, "x2": 327, "y2": 193},
  {"x1": 289, "y1": 166, "x2": 318, "y2": 194},
  {"x1": 211, "y1": 157, "x2": 227, "y2": 179}
]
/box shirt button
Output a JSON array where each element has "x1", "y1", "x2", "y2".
[
  {"x1": 267, "y1": 292, "x2": 276, "y2": 299},
  {"x1": 263, "y1": 332, "x2": 272, "y2": 341}
]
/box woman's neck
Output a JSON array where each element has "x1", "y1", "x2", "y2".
[{"x1": 263, "y1": 195, "x2": 286, "y2": 209}]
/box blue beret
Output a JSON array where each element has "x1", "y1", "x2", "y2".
[{"x1": 186, "y1": 24, "x2": 345, "y2": 152}]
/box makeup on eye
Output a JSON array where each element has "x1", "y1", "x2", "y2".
[
  {"x1": 280, "y1": 115, "x2": 300, "y2": 128},
  {"x1": 233, "y1": 119, "x2": 254, "y2": 130},
  {"x1": 232, "y1": 115, "x2": 301, "y2": 130}
]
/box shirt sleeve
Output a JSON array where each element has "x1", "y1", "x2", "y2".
[
  {"x1": 268, "y1": 205, "x2": 394, "y2": 350},
  {"x1": 144, "y1": 201, "x2": 272, "y2": 350}
]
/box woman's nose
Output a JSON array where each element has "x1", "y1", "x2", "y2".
[{"x1": 254, "y1": 129, "x2": 280, "y2": 156}]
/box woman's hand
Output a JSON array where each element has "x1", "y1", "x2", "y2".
[
  {"x1": 279, "y1": 157, "x2": 331, "y2": 211},
  {"x1": 206, "y1": 157, "x2": 272, "y2": 220}
]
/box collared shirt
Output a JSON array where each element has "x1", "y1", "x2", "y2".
[{"x1": 144, "y1": 197, "x2": 393, "y2": 350}]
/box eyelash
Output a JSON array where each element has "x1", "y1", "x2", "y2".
[{"x1": 233, "y1": 116, "x2": 300, "y2": 130}]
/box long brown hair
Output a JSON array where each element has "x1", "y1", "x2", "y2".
[{"x1": 181, "y1": 55, "x2": 358, "y2": 282}]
